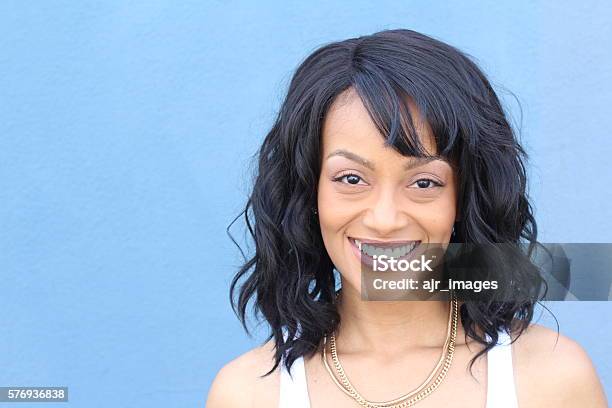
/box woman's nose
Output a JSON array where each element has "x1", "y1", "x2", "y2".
[{"x1": 361, "y1": 190, "x2": 409, "y2": 235}]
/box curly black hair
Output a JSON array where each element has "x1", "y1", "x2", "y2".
[{"x1": 229, "y1": 28, "x2": 546, "y2": 376}]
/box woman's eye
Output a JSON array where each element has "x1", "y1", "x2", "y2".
[
  {"x1": 334, "y1": 174, "x2": 365, "y2": 185},
  {"x1": 412, "y1": 178, "x2": 442, "y2": 188}
]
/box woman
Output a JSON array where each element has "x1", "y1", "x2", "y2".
[{"x1": 207, "y1": 29, "x2": 607, "y2": 407}]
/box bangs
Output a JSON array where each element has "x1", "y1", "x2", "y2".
[{"x1": 350, "y1": 56, "x2": 462, "y2": 166}]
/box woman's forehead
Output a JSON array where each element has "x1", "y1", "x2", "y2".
[{"x1": 322, "y1": 88, "x2": 437, "y2": 156}]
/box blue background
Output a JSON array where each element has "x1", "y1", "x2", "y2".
[{"x1": 1, "y1": 1, "x2": 610, "y2": 406}]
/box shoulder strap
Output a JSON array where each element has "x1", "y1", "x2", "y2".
[
  {"x1": 279, "y1": 355, "x2": 310, "y2": 408},
  {"x1": 278, "y1": 326, "x2": 310, "y2": 408},
  {"x1": 486, "y1": 330, "x2": 519, "y2": 408}
]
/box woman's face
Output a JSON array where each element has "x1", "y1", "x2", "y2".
[{"x1": 317, "y1": 89, "x2": 458, "y2": 292}]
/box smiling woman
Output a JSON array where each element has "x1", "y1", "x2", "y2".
[
  {"x1": 206, "y1": 29, "x2": 607, "y2": 407},
  {"x1": 317, "y1": 91, "x2": 457, "y2": 293}
]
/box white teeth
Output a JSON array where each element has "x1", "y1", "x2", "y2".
[{"x1": 356, "y1": 241, "x2": 418, "y2": 257}]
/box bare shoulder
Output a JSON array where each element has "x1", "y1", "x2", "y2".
[
  {"x1": 205, "y1": 339, "x2": 279, "y2": 408},
  {"x1": 511, "y1": 323, "x2": 607, "y2": 407}
]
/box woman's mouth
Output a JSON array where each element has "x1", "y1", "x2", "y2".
[{"x1": 348, "y1": 237, "x2": 422, "y2": 268}]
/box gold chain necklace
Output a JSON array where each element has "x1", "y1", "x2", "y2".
[{"x1": 321, "y1": 295, "x2": 458, "y2": 407}]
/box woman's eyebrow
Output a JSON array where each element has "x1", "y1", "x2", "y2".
[
  {"x1": 326, "y1": 149, "x2": 374, "y2": 170},
  {"x1": 326, "y1": 149, "x2": 448, "y2": 171},
  {"x1": 403, "y1": 156, "x2": 448, "y2": 170}
]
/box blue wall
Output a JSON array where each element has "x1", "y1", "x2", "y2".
[{"x1": 1, "y1": 1, "x2": 610, "y2": 406}]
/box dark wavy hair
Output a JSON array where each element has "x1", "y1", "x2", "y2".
[{"x1": 229, "y1": 28, "x2": 546, "y2": 376}]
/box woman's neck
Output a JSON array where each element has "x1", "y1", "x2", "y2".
[{"x1": 334, "y1": 283, "x2": 453, "y2": 356}]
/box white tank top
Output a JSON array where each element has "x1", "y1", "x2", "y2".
[{"x1": 279, "y1": 330, "x2": 518, "y2": 408}]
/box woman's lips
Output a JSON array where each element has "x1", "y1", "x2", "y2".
[{"x1": 347, "y1": 237, "x2": 423, "y2": 268}]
